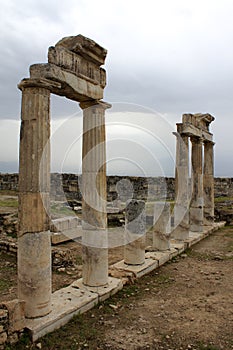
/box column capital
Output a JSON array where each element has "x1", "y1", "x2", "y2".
[
  {"x1": 203, "y1": 139, "x2": 215, "y2": 146},
  {"x1": 79, "y1": 100, "x2": 111, "y2": 110},
  {"x1": 18, "y1": 78, "x2": 61, "y2": 91},
  {"x1": 190, "y1": 135, "x2": 203, "y2": 144},
  {"x1": 172, "y1": 131, "x2": 179, "y2": 138},
  {"x1": 173, "y1": 131, "x2": 189, "y2": 140}
]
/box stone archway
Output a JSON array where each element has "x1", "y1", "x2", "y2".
[{"x1": 17, "y1": 35, "x2": 111, "y2": 318}]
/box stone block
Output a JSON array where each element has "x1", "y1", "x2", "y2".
[
  {"x1": 114, "y1": 257, "x2": 158, "y2": 279},
  {"x1": 3, "y1": 300, "x2": 25, "y2": 333},
  {"x1": 0, "y1": 332, "x2": 7, "y2": 345},
  {"x1": 25, "y1": 285, "x2": 99, "y2": 342},
  {"x1": 0, "y1": 309, "x2": 8, "y2": 323},
  {"x1": 145, "y1": 251, "x2": 170, "y2": 266},
  {"x1": 48, "y1": 46, "x2": 106, "y2": 88},
  {"x1": 71, "y1": 277, "x2": 123, "y2": 302},
  {"x1": 30, "y1": 63, "x2": 104, "y2": 102}
]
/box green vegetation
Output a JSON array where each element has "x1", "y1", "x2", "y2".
[
  {"x1": 50, "y1": 203, "x2": 74, "y2": 217},
  {"x1": 214, "y1": 196, "x2": 233, "y2": 203},
  {"x1": 0, "y1": 279, "x2": 12, "y2": 292},
  {"x1": 0, "y1": 199, "x2": 18, "y2": 207}
]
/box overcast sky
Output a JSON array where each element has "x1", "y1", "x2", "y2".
[{"x1": 0, "y1": 0, "x2": 233, "y2": 176}]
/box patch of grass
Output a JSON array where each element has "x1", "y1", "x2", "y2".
[
  {"x1": 185, "y1": 248, "x2": 213, "y2": 261},
  {"x1": 1, "y1": 265, "x2": 16, "y2": 272},
  {"x1": 155, "y1": 273, "x2": 172, "y2": 285},
  {"x1": 41, "y1": 313, "x2": 99, "y2": 349},
  {"x1": 214, "y1": 196, "x2": 233, "y2": 203},
  {"x1": 5, "y1": 331, "x2": 32, "y2": 350},
  {"x1": 117, "y1": 284, "x2": 140, "y2": 300},
  {"x1": 0, "y1": 279, "x2": 12, "y2": 292},
  {"x1": 0, "y1": 199, "x2": 18, "y2": 207},
  {"x1": 50, "y1": 203, "x2": 74, "y2": 217},
  {"x1": 75, "y1": 255, "x2": 82, "y2": 265}
]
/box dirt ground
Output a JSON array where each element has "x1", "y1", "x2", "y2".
[{"x1": 0, "y1": 225, "x2": 232, "y2": 350}]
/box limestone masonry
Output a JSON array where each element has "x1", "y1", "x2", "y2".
[{"x1": 0, "y1": 173, "x2": 233, "y2": 199}]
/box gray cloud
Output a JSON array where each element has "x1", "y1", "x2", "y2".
[{"x1": 0, "y1": 0, "x2": 233, "y2": 175}]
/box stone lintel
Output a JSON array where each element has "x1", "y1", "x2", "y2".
[
  {"x1": 48, "y1": 46, "x2": 106, "y2": 88},
  {"x1": 178, "y1": 123, "x2": 213, "y2": 142},
  {"x1": 54, "y1": 34, "x2": 107, "y2": 66},
  {"x1": 182, "y1": 113, "x2": 215, "y2": 132},
  {"x1": 79, "y1": 100, "x2": 111, "y2": 110},
  {"x1": 18, "y1": 78, "x2": 61, "y2": 91},
  {"x1": 30, "y1": 63, "x2": 104, "y2": 101}
]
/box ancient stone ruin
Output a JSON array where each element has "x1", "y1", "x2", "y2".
[
  {"x1": 172, "y1": 113, "x2": 215, "y2": 239},
  {"x1": 17, "y1": 34, "x2": 112, "y2": 319},
  {"x1": 0, "y1": 35, "x2": 223, "y2": 347}
]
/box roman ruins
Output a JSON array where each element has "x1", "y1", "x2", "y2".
[
  {"x1": 172, "y1": 113, "x2": 215, "y2": 238},
  {"x1": 0, "y1": 35, "x2": 221, "y2": 346},
  {"x1": 17, "y1": 35, "x2": 111, "y2": 318}
]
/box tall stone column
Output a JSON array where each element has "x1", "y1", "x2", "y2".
[
  {"x1": 17, "y1": 79, "x2": 52, "y2": 318},
  {"x1": 203, "y1": 141, "x2": 215, "y2": 224},
  {"x1": 80, "y1": 100, "x2": 111, "y2": 287},
  {"x1": 172, "y1": 128, "x2": 190, "y2": 240},
  {"x1": 190, "y1": 136, "x2": 203, "y2": 232}
]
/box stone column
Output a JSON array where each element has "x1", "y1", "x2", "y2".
[
  {"x1": 203, "y1": 141, "x2": 215, "y2": 224},
  {"x1": 153, "y1": 202, "x2": 171, "y2": 250},
  {"x1": 17, "y1": 79, "x2": 52, "y2": 318},
  {"x1": 190, "y1": 136, "x2": 203, "y2": 232},
  {"x1": 172, "y1": 128, "x2": 190, "y2": 240},
  {"x1": 80, "y1": 100, "x2": 111, "y2": 287},
  {"x1": 124, "y1": 200, "x2": 146, "y2": 265}
]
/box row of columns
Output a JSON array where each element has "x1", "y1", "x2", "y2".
[
  {"x1": 18, "y1": 84, "x2": 215, "y2": 320},
  {"x1": 173, "y1": 127, "x2": 215, "y2": 238}
]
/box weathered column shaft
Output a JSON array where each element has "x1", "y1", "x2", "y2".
[
  {"x1": 203, "y1": 141, "x2": 215, "y2": 223},
  {"x1": 152, "y1": 202, "x2": 171, "y2": 251},
  {"x1": 80, "y1": 101, "x2": 110, "y2": 287},
  {"x1": 124, "y1": 200, "x2": 146, "y2": 265},
  {"x1": 18, "y1": 82, "x2": 51, "y2": 318},
  {"x1": 190, "y1": 136, "x2": 203, "y2": 232},
  {"x1": 172, "y1": 129, "x2": 190, "y2": 240}
]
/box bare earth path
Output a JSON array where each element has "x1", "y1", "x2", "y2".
[{"x1": 4, "y1": 226, "x2": 233, "y2": 350}]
